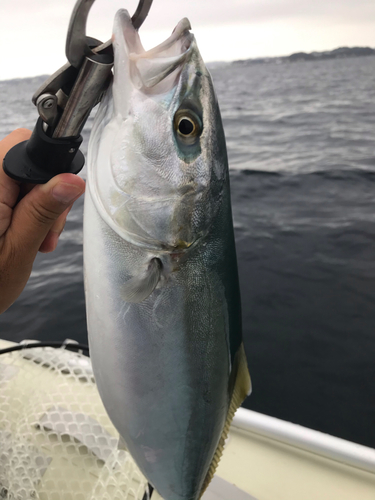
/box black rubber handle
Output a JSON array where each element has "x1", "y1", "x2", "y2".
[{"x1": 3, "y1": 118, "x2": 85, "y2": 184}]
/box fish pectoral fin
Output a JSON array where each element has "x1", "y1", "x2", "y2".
[
  {"x1": 121, "y1": 258, "x2": 162, "y2": 303},
  {"x1": 200, "y1": 343, "x2": 251, "y2": 498}
]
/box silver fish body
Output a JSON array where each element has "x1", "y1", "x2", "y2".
[{"x1": 84, "y1": 10, "x2": 250, "y2": 500}]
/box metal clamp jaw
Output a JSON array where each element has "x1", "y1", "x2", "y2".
[{"x1": 3, "y1": 0, "x2": 153, "y2": 184}]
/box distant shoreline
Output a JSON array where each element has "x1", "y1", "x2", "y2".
[
  {"x1": 2, "y1": 47, "x2": 375, "y2": 82},
  {"x1": 231, "y1": 46, "x2": 375, "y2": 66}
]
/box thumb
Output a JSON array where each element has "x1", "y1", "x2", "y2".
[{"x1": 8, "y1": 173, "x2": 85, "y2": 259}]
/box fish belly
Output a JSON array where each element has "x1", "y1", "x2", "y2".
[{"x1": 84, "y1": 188, "x2": 236, "y2": 500}]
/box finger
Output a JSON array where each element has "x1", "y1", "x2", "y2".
[
  {"x1": 0, "y1": 128, "x2": 31, "y2": 164},
  {"x1": 39, "y1": 206, "x2": 71, "y2": 253},
  {"x1": 0, "y1": 129, "x2": 31, "y2": 208},
  {"x1": 7, "y1": 173, "x2": 85, "y2": 264},
  {"x1": 49, "y1": 205, "x2": 72, "y2": 236},
  {"x1": 38, "y1": 231, "x2": 59, "y2": 254},
  {"x1": 20, "y1": 182, "x2": 37, "y2": 198},
  {"x1": 0, "y1": 129, "x2": 32, "y2": 237}
]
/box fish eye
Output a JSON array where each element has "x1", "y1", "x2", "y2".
[
  {"x1": 178, "y1": 117, "x2": 195, "y2": 136},
  {"x1": 174, "y1": 109, "x2": 202, "y2": 143}
]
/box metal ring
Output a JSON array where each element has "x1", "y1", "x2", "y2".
[
  {"x1": 131, "y1": 0, "x2": 153, "y2": 29},
  {"x1": 66, "y1": 0, "x2": 153, "y2": 68}
]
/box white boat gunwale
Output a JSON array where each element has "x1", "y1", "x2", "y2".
[{"x1": 232, "y1": 407, "x2": 375, "y2": 474}]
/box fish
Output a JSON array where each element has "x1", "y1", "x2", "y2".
[{"x1": 83, "y1": 8, "x2": 251, "y2": 500}]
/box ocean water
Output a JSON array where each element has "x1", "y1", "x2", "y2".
[{"x1": 1, "y1": 56, "x2": 375, "y2": 448}]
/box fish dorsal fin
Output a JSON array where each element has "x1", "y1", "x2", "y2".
[
  {"x1": 200, "y1": 343, "x2": 251, "y2": 498},
  {"x1": 121, "y1": 258, "x2": 162, "y2": 303}
]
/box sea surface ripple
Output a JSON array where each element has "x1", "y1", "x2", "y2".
[{"x1": 1, "y1": 56, "x2": 375, "y2": 448}]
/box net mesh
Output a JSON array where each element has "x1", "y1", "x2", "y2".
[{"x1": 0, "y1": 341, "x2": 149, "y2": 500}]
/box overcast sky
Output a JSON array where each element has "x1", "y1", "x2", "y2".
[{"x1": 1, "y1": 0, "x2": 375, "y2": 80}]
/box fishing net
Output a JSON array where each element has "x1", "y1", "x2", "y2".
[{"x1": 0, "y1": 340, "x2": 149, "y2": 500}]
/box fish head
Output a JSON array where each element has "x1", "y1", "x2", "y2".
[{"x1": 90, "y1": 9, "x2": 228, "y2": 252}]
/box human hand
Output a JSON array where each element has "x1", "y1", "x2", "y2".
[{"x1": 0, "y1": 128, "x2": 85, "y2": 314}]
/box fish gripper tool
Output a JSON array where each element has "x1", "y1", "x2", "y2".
[{"x1": 3, "y1": 0, "x2": 153, "y2": 184}]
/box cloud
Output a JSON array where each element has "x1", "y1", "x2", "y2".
[
  {"x1": 87, "y1": 0, "x2": 375, "y2": 28},
  {"x1": 0, "y1": 0, "x2": 374, "y2": 80}
]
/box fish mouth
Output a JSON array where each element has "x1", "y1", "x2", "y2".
[{"x1": 113, "y1": 9, "x2": 194, "y2": 91}]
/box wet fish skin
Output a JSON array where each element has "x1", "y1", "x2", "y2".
[{"x1": 84, "y1": 9, "x2": 250, "y2": 500}]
